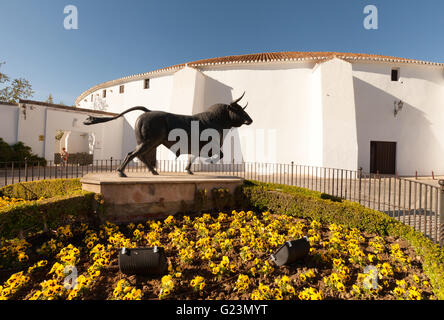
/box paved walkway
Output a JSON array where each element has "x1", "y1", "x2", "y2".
[{"x1": 404, "y1": 176, "x2": 444, "y2": 188}]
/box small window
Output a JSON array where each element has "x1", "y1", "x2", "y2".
[
  {"x1": 91, "y1": 95, "x2": 93, "y2": 102},
  {"x1": 391, "y1": 68, "x2": 400, "y2": 81},
  {"x1": 102, "y1": 90, "x2": 106, "y2": 98},
  {"x1": 119, "y1": 85, "x2": 124, "y2": 94},
  {"x1": 144, "y1": 79, "x2": 150, "y2": 89}
]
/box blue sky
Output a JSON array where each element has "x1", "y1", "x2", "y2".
[{"x1": 0, "y1": 0, "x2": 443, "y2": 105}]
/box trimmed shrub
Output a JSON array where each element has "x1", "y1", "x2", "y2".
[
  {"x1": 238, "y1": 181, "x2": 444, "y2": 299},
  {"x1": 0, "y1": 178, "x2": 103, "y2": 238},
  {"x1": 0, "y1": 178, "x2": 82, "y2": 200},
  {"x1": 320, "y1": 193, "x2": 343, "y2": 202},
  {"x1": 0, "y1": 192, "x2": 102, "y2": 238},
  {"x1": 0, "y1": 138, "x2": 47, "y2": 166}
]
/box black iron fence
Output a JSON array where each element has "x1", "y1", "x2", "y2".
[{"x1": 0, "y1": 159, "x2": 442, "y2": 244}]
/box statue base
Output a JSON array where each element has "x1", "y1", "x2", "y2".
[{"x1": 80, "y1": 172, "x2": 244, "y2": 223}]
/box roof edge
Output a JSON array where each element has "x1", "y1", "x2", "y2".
[
  {"x1": 75, "y1": 51, "x2": 444, "y2": 105},
  {"x1": 0, "y1": 101, "x2": 18, "y2": 106},
  {"x1": 19, "y1": 99, "x2": 118, "y2": 116}
]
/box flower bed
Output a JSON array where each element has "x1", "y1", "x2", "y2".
[
  {"x1": 241, "y1": 181, "x2": 444, "y2": 299},
  {"x1": 0, "y1": 210, "x2": 437, "y2": 300}
]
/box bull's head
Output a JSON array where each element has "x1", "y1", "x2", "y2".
[{"x1": 227, "y1": 92, "x2": 253, "y2": 127}]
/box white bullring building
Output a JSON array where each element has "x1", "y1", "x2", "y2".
[
  {"x1": 72, "y1": 51, "x2": 444, "y2": 176},
  {"x1": 2, "y1": 51, "x2": 443, "y2": 176}
]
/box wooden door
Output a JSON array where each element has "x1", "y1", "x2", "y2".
[{"x1": 370, "y1": 141, "x2": 396, "y2": 174}]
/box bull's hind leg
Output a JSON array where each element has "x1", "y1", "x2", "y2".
[
  {"x1": 117, "y1": 141, "x2": 155, "y2": 177},
  {"x1": 138, "y1": 148, "x2": 159, "y2": 175},
  {"x1": 185, "y1": 155, "x2": 196, "y2": 175}
]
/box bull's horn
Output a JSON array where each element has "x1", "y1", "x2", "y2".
[
  {"x1": 242, "y1": 102, "x2": 248, "y2": 110},
  {"x1": 231, "y1": 92, "x2": 245, "y2": 104}
]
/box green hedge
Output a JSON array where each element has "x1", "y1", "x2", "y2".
[
  {"x1": 0, "y1": 179, "x2": 103, "y2": 238},
  {"x1": 239, "y1": 181, "x2": 444, "y2": 300},
  {"x1": 0, "y1": 178, "x2": 82, "y2": 200}
]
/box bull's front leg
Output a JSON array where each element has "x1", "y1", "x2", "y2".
[{"x1": 185, "y1": 154, "x2": 196, "y2": 174}]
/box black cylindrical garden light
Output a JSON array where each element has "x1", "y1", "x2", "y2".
[
  {"x1": 270, "y1": 237, "x2": 310, "y2": 266},
  {"x1": 118, "y1": 246, "x2": 168, "y2": 276}
]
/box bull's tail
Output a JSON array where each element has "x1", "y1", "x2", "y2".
[{"x1": 83, "y1": 106, "x2": 150, "y2": 125}]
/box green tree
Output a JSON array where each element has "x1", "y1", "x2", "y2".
[
  {"x1": 0, "y1": 62, "x2": 9, "y2": 84},
  {"x1": 0, "y1": 61, "x2": 34, "y2": 103},
  {"x1": 46, "y1": 93, "x2": 54, "y2": 104},
  {"x1": 55, "y1": 130, "x2": 65, "y2": 141},
  {"x1": 0, "y1": 138, "x2": 46, "y2": 165}
]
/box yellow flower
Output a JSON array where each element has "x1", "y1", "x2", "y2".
[
  {"x1": 220, "y1": 256, "x2": 229, "y2": 268},
  {"x1": 287, "y1": 285, "x2": 296, "y2": 295},
  {"x1": 18, "y1": 252, "x2": 28, "y2": 262},
  {"x1": 352, "y1": 285, "x2": 361, "y2": 294},
  {"x1": 394, "y1": 287, "x2": 405, "y2": 296},
  {"x1": 274, "y1": 290, "x2": 283, "y2": 300},
  {"x1": 396, "y1": 279, "x2": 407, "y2": 288},
  {"x1": 164, "y1": 287, "x2": 171, "y2": 295},
  {"x1": 124, "y1": 286, "x2": 131, "y2": 293},
  {"x1": 131, "y1": 288, "x2": 142, "y2": 299},
  {"x1": 336, "y1": 282, "x2": 345, "y2": 292},
  {"x1": 37, "y1": 260, "x2": 48, "y2": 267},
  {"x1": 408, "y1": 289, "x2": 421, "y2": 300},
  {"x1": 333, "y1": 258, "x2": 343, "y2": 267},
  {"x1": 29, "y1": 290, "x2": 42, "y2": 300},
  {"x1": 258, "y1": 283, "x2": 270, "y2": 295}
]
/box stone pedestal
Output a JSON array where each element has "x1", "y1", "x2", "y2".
[{"x1": 81, "y1": 172, "x2": 244, "y2": 223}]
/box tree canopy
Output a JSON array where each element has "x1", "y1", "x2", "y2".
[
  {"x1": 0, "y1": 61, "x2": 34, "y2": 104},
  {"x1": 46, "y1": 93, "x2": 54, "y2": 104}
]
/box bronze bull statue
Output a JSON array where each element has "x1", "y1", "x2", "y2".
[{"x1": 83, "y1": 92, "x2": 252, "y2": 176}]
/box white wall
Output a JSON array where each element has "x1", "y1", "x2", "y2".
[
  {"x1": 171, "y1": 67, "x2": 204, "y2": 114},
  {"x1": 201, "y1": 62, "x2": 316, "y2": 165},
  {"x1": 0, "y1": 103, "x2": 19, "y2": 144},
  {"x1": 319, "y1": 58, "x2": 358, "y2": 170},
  {"x1": 353, "y1": 62, "x2": 444, "y2": 175},
  {"x1": 11, "y1": 102, "x2": 123, "y2": 161},
  {"x1": 79, "y1": 63, "x2": 318, "y2": 166},
  {"x1": 78, "y1": 74, "x2": 174, "y2": 160},
  {"x1": 43, "y1": 108, "x2": 123, "y2": 161},
  {"x1": 65, "y1": 131, "x2": 89, "y2": 153},
  {"x1": 16, "y1": 104, "x2": 46, "y2": 157},
  {"x1": 308, "y1": 64, "x2": 324, "y2": 167}
]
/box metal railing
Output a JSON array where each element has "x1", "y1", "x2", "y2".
[{"x1": 0, "y1": 159, "x2": 442, "y2": 244}]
